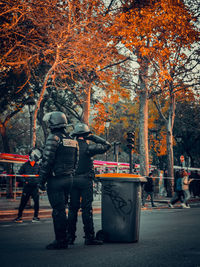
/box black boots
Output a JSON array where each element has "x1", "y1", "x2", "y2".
[
  {"x1": 67, "y1": 235, "x2": 76, "y2": 245},
  {"x1": 46, "y1": 240, "x2": 68, "y2": 250},
  {"x1": 84, "y1": 238, "x2": 103, "y2": 245},
  {"x1": 67, "y1": 235, "x2": 103, "y2": 245}
]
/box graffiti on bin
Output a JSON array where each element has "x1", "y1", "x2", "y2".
[{"x1": 103, "y1": 184, "x2": 133, "y2": 215}]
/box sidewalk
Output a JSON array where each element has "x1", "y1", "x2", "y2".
[
  {"x1": 0, "y1": 193, "x2": 102, "y2": 222},
  {"x1": 0, "y1": 193, "x2": 199, "y2": 222}
]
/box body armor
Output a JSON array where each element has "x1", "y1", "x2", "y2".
[{"x1": 40, "y1": 130, "x2": 79, "y2": 182}]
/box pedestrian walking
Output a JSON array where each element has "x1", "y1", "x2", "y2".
[
  {"x1": 68, "y1": 123, "x2": 111, "y2": 245},
  {"x1": 142, "y1": 172, "x2": 157, "y2": 208},
  {"x1": 14, "y1": 148, "x2": 42, "y2": 223},
  {"x1": 182, "y1": 169, "x2": 193, "y2": 208},
  {"x1": 189, "y1": 171, "x2": 200, "y2": 198},
  {"x1": 39, "y1": 111, "x2": 79, "y2": 250},
  {"x1": 168, "y1": 170, "x2": 185, "y2": 208}
]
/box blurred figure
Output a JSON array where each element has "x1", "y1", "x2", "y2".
[
  {"x1": 14, "y1": 148, "x2": 42, "y2": 223},
  {"x1": 169, "y1": 169, "x2": 193, "y2": 208},
  {"x1": 142, "y1": 173, "x2": 157, "y2": 208},
  {"x1": 39, "y1": 112, "x2": 79, "y2": 250},
  {"x1": 163, "y1": 170, "x2": 169, "y2": 196},
  {"x1": 168, "y1": 170, "x2": 184, "y2": 208},
  {"x1": 68, "y1": 123, "x2": 111, "y2": 245},
  {"x1": 182, "y1": 169, "x2": 193, "y2": 208},
  {"x1": 189, "y1": 171, "x2": 200, "y2": 198}
]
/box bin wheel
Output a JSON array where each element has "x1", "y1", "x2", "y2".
[{"x1": 96, "y1": 230, "x2": 108, "y2": 242}]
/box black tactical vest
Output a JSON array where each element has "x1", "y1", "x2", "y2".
[
  {"x1": 75, "y1": 139, "x2": 93, "y2": 175},
  {"x1": 52, "y1": 132, "x2": 78, "y2": 176}
]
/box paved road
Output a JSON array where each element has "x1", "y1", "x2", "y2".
[{"x1": 0, "y1": 204, "x2": 200, "y2": 267}]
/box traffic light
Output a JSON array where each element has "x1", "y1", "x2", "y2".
[{"x1": 127, "y1": 131, "x2": 135, "y2": 149}]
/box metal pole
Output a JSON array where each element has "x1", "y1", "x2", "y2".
[
  {"x1": 105, "y1": 127, "x2": 108, "y2": 161},
  {"x1": 129, "y1": 149, "x2": 133, "y2": 174},
  {"x1": 29, "y1": 109, "x2": 33, "y2": 149},
  {"x1": 115, "y1": 150, "x2": 118, "y2": 163},
  {"x1": 14, "y1": 175, "x2": 16, "y2": 201},
  {"x1": 28, "y1": 108, "x2": 33, "y2": 207}
]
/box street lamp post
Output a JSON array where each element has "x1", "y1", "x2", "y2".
[
  {"x1": 150, "y1": 129, "x2": 158, "y2": 166},
  {"x1": 26, "y1": 96, "x2": 36, "y2": 149},
  {"x1": 105, "y1": 120, "x2": 110, "y2": 161},
  {"x1": 126, "y1": 131, "x2": 135, "y2": 173},
  {"x1": 25, "y1": 96, "x2": 35, "y2": 208},
  {"x1": 114, "y1": 141, "x2": 121, "y2": 163},
  {"x1": 176, "y1": 136, "x2": 184, "y2": 167}
]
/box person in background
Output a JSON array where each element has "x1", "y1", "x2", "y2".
[
  {"x1": 142, "y1": 172, "x2": 157, "y2": 208},
  {"x1": 163, "y1": 170, "x2": 168, "y2": 194},
  {"x1": 39, "y1": 111, "x2": 79, "y2": 250},
  {"x1": 182, "y1": 169, "x2": 193, "y2": 208},
  {"x1": 68, "y1": 123, "x2": 111, "y2": 245},
  {"x1": 14, "y1": 148, "x2": 42, "y2": 223},
  {"x1": 189, "y1": 171, "x2": 200, "y2": 198},
  {"x1": 168, "y1": 170, "x2": 185, "y2": 208},
  {"x1": 194, "y1": 171, "x2": 200, "y2": 197}
]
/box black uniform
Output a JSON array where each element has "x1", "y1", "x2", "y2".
[
  {"x1": 17, "y1": 161, "x2": 40, "y2": 219},
  {"x1": 68, "y1": 134, "x2": 110, "y2": 244},
  {"x1": 39, "y1": 128, "x2": 78, "y2": 248},
  {"x1": 142, "y1": 174, "x2": 156, "y2": 207}
]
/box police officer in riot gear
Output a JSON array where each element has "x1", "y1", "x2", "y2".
[
  {"x1": 68, "y1": 123, "x2": 111, "y2": 245},
  {"x1": 14, "y1": 148, "x2": 42, "y2": 223},
  {"x1": 39, "y1": 111, "x2": 79, "y2": 250}
]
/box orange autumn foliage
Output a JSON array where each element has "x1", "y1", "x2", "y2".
[
  {"x1": 0, "y1": 0, "x2": 125, "y2": 99},
  {"x1": 111, "y1": 0, "x2": 199, "y2": 95},
  {"x1": 1, "y1": 0, "x2": 130, "y2": 146}
]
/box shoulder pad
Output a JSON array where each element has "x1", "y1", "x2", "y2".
[
  {"x1": 47, "y1": 133, "x2": 60, "y2": 142},
  {"x1": 62, "y1": 138, "x2": 78, "y2": 148}
]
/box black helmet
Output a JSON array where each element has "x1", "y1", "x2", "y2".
[
  {"x1": 43, "y1": 111, "x2": 68, "y2": 129},
  {"x1": 71, "y1": 123, "x2": 91, "y2": 136},
  {"x1": 29, "y1": 148, "x2": 42, "y2": 162}
]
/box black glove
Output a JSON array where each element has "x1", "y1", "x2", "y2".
[
  {"x1": 39, "y1": 183, "x2": 46, "y2": 191},
  {"x1": 85, "y1": 134, "x2": 111, "y2": 147}
]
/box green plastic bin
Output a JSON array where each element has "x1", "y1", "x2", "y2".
[{"x1": 96, "y1": 173, "x2": 146, "y2": 243}]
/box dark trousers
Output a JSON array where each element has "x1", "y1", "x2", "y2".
[
  {"x1": 142, "y1": 191, "x2": 155, "y2": 206},
  {"x1": 68, "y1": 175, "x2": 94, "y2": 240},
  {"x1": 18, "y1": 186, "x2": 39, "y2": 217},
  {"x1": 170, "y1": 191, "x2": 184, "y2": 205},
  {"x1": 47, "y1": 175, "x2": 73, "y2": 242}
]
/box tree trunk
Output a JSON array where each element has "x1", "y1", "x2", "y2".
[
  {"x1": 32, "y1": 47, "x2": 60, "y2": 147},
  {"x1": 166, "y1": 92, "x2": 176, "y2": 197},
  {"x1": 0, "y1": 123, "x2": 10, "y2": 153},
  {"x1": 0, "y1": 123, "x2": 14, "y2": 198},
  {"x1": 166, "y1": 124, "x2": 174, "y2": 197},
  {"x1": 82, "y1": 85, "x2": 91, "y2": 125},
  {"x1": 138, "y1": 55, "x2": 149, "y2": 177},
  {"x1": 139, "y1": 90, "x2": 149, "y2": 176},
  {"x1": 38, "y1": 98, "x2": 48, "y2": 142}
]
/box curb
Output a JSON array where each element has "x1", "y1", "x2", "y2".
[
  {"x1": 0, "y1": 198, "x2": 199, "y2": 222},
  {"x1": 0, "y1": 207, "x2": 101, "y2": 222}
]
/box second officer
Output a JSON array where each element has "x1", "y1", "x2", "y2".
[{"x1": 68, "y1": 123, "x2": 111, "y2": 245}]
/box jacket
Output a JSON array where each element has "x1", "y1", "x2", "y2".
[
  {"x1": 40, "y1": 129, "x2": 79, "y2": 182},
  {"x1": 75, "y1": 134, "x2": 111, "y2": 177},
  {"x1": 182, "y1": 176, "x2": 190, "y2": 191},
  {"x1": 18, "y1": 161, "x2": 40, "y2": 187},
  {"x1": 144, "y1": 177, "x2": 154, "y2": 192}
]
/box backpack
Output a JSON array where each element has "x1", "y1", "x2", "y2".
[{"x1": 176, "y1": 177, "x2": 183, "y2": 191}]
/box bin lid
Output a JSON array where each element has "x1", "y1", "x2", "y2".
[{"x1": 95, "y1": 173, "x2": 147, "y2": 182}]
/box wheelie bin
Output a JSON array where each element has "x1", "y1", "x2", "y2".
[{"x1": 96, "y1": 173, "x2": 146, "y2": 243}]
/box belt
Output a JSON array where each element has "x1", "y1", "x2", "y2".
[{"x1": 52, "y1": 172, "x2": 73, "y2": 177}]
